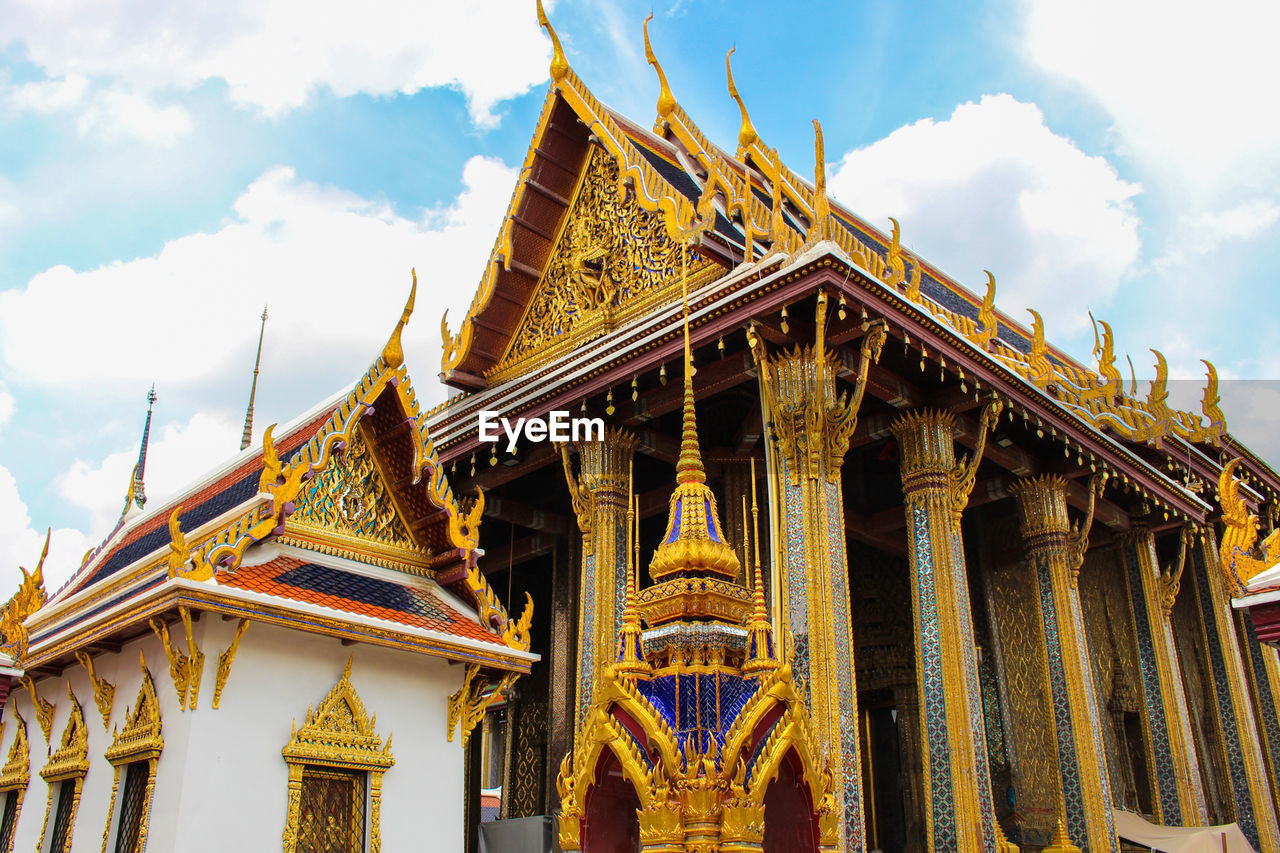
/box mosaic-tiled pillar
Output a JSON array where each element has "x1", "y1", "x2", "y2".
[
  {"x1": 763, "y1": 361, "x2": 866, "y2": 852},
  {"x1": 1009, "y1": 474, "x2": 1118, "y2": 853},
  {"x1": 562, "y1": 426, "x2": 637, "y2": 729},
  {"x1": 754, "y1": 304, "x2": 890, "y2": 852},
  {"x1": 546, "y1": 538, "x2": 577, "y2": 814},
  {"x1": 1116, "y1": 527, "x2": 1207, "y2": 825},
  {"x1": 1188, "y1": 532, "x2": 1280, "y2": 850},
  {"x1": 1237, "y1": 611, "x2": 1280, "y2": 813},
  {"x1": 891, "y1": 409, "x2": 1002, "y2": 853}
]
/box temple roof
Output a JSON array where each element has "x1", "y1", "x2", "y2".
[
  {"x1": 20, "y1": 285, "x2": 535, "y2": 674},
  {"x1": 432, "y1": 6, "x2": 1257, "y2": 509}
]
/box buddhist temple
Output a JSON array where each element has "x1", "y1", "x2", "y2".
[{"x1": 3, "y1": 4, "x2": 1280, "y2": 853}]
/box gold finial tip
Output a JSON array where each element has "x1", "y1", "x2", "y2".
[
  {"x1": 725, "y1": 47, "x2": 758, "y2": 153},
  {"x1": 537, "y1": 0, "x2": 568, "y2": 82},
  {"x1": 643, "y1": 13, "x2": 676, "y2": 120},
  {"x1": 380, "y1": 271, "x2": 417, "y2": 369}
]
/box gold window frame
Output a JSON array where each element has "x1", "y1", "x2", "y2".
[
  {"x1": 99, "y1": 654, "x2": 163, "y2": 853},
  {"x1": 0, "y1": 711, "x2": 31, "y2": 853},
  {"x1": 37, "y1": 686, "x2": 89, "y2": 853},
  {"x1": 282, "y1": 658, "x2": 394, "y2": 853}
]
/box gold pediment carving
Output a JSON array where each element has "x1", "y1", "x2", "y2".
[
  {"x1": 287, "y1": 427, "x2": 426, "y2": 568},
  {"x1": 492, "y1": 146, "x2": 716, "y2": 381}
]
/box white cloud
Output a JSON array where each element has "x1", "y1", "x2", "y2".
[
  {"x1": 74, "y1": 88, "x2": 192, "y2": 145},
  {"x1": 2, "y1": 0, "x2": 554, "y2": 126},
  {"x1": 0, "y1": 154, "x2": 515, "y2": 398},
  {"x1": 6, "y1": 73, "x2": 88, "y2": 113},
  {"x1": 58, "y1": 410, "x2": 241, "y2": 541},
  {"x1": 1024, "y1": 0, "x2": 1280, "y2": 201},
  {"x1": 3, "y1": 72, "x2": 190, "y2": 145},
  {"x1": 0, "y1": 464, "x2": 90, "y2": 593},
  {"x1": 828, "y1": 94, "x2": 1141, "y2": 335},
  {"x1": 0, "y1": 386, "x2": 12, "y2": 429}
]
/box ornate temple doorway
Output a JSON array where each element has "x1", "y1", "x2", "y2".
[
  {"x1": 859, "y1": 699, "x2": 909, "y2": 853},
  {"x1": 762, "y1": 749, "x2": 820, "y2": 853},
  {"x1": 580, "y1": 751, "x2": 639, "y2": 853}
]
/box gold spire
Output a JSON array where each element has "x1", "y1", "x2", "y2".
[
  {"x1": 537, "y1": 0, "x2": 568, "y2": 82},
  {"x1": 743, "y1": 458, "x2": 776, "y2": 674},
  {"x1": 616, "y1": 466, "x2": 649, "y2": 677},
  {"x1": 381, "y1": 270, "x2": 416, "y2": 369},
  {"x1": 725, "y1": 47, "x2": 759, "y2": 159},
  {"x1": 240, "y1": 306, "x2": 268, "y2": 451},
  {"x1": 643, "y1": 14, "x2": 676, "y2": 121},
  {"x1": 648, "y1": 245, "x2": 741, "y2": 583},
  {"x1": 675, "y1": 250, "x2": 705, "y2": 486}
]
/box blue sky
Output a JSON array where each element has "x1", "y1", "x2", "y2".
[{"x1": 1, "y1": 0, "x2": 1277, "y2": 588}]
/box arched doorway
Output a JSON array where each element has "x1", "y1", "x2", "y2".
[
  {"x1": 762, "y1": 748, "x2": 819, "y2": 853},
  {"x1": 581, "y1": 750, "x2": 640, "y2": 853}
]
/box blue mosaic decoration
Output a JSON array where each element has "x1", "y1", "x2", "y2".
[
  {"x1": 1035, "y1": 555, "x2": 1090, "y2": 846},
  {"x1": 1120, "y1": 540, "x2": 1182, "y2": 824},
  {"x1": 948, "y1": 527, "x2": 997, "y2": 852},
  {"x1": 825, "y1": 479, "x2": 866, "y2": 851},
  {"x1": 636, "y1": 671, "x2": 760, "y2": 754},
  {"x1": 1240, "y1": 613, "x2": 1280, "y2": 798},
  {"x1": 1191, "y1": 547, "x2": 1260, "y2": 848},
  {"x1": 577, "y1": 551, "x2": 598, "y2": 726},
  {"x1": 1063, "y1": 570, "x2": 1119, "y2": 849},
  {"x1": 910, "y1": 504, "x2": 956, "y2": 850},
  {"x1": 782, "y1": 462, "x2": 811, "y2": 696}
]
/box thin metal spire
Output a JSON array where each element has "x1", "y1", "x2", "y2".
[
  {"x1": 130, "y1": 385, "x2": 157, "y2": 511},
  {"x1": 240, "y1": 306, "x2": 268, "y2": 451}
]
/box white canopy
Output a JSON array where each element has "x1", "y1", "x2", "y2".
[{"x1": 1113, "y1": 809, "x2": 1255, "y2": 853}]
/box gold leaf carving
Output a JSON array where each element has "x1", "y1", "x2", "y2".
[
  {"x1": 291, "y1": 428, "x2": 415, "y2": 550},
  {"x1": 497, "y1": 146, "x2": 708, "y2": 377},
  {"x1": 75, "y1": 650, "x2": 115, "y2": 730},
  {"x1": 213, "y1": 618, "x2": 249, "y2": 710}
]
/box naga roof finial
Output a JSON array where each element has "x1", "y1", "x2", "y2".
[
  {"x1": 725, "y1": 47, "x2": 759, "y2": 159},
  {"x1": 643, "y1": 14, "x2": 676, "y2": 121},
  {"x1": 240, "y1": 306, "x2": 269, "y2": 451},
  {"x1": 381, "y1": 270, "x2": 417, "y2": 369},
  {"x1": 536, "y1": 0, "x2": 568, "y2": 82},
  {"x1": 808, "y1": 118, "x2": 832, "y2": 244}
]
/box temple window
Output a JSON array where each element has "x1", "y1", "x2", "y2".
[
  {"x1": 37, "y1": 691, "x2": 88, "y2": 853},
  {"x1": 0, "y1": 711, "x2": 30, "y2": 853},
  {"x1": 281, "y1": 659, "x2": 393, "y2": 853},
  {"x1": 101, "y1": 656, "x2": 163, "y2": 853}
]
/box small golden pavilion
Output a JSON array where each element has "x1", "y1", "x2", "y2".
[{"x1": 5, "y1": 4, "x2": 1280, "y2": 853}]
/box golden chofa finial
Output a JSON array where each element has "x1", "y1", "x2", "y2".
[
  {"x1": 806, "y1": 119, "x2": 832, "y2": 245},
  {"x1": 537, "y1": 0, "x2": 568, "y2": 82},
  {"x1": 643, "y1": 14, "x2": 676, "y2": 121},
  {"x1": 381, "y1": 269, "x2": 417, "y2": 369},
  {"x1": 725, "y1": 47, "x2": 759, "y2": 159}
]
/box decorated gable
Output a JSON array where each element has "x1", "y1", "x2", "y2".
[
  {"x1": 284, "y1": 425, "x2": 426, "y2": 569},
  {"x1": 490, "y1": 146, "x2": 717, "y2": 382}
]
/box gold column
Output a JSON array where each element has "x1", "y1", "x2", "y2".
[
  {"x1": 753, "y1": 295, "x2": 885, "y2": 851},
  {"x1": 1009, "y1": 474, "x2": 1118, "y2": 853},
  {"x1": 1187, "y1": 531, "x2": 1280, "y2": 851},
  {"x1": 561, "y1": 426, "x2": 638, "y2": 729},
  {"x1": 891, "y1": 406, "x2": 1007, "y2": 853},
  {"x1": 1116, "y1": 526, "x2": 1207, "y2": 824},
  {"x1": 1237, "y1": 611, "x2": 1280, "y2": 813}
]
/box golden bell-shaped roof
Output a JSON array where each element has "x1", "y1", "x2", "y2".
[{"x1": 647, "y1": 351, "x2": 742, "y2": 584}]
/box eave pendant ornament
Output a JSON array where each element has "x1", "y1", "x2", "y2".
[{"x1": 556, "y1": 236, "x2": 837, "y2": 853}]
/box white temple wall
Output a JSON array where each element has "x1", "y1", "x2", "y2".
[{"x1": 0, "y1": 617, "x2": 466, "y2": 852}]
